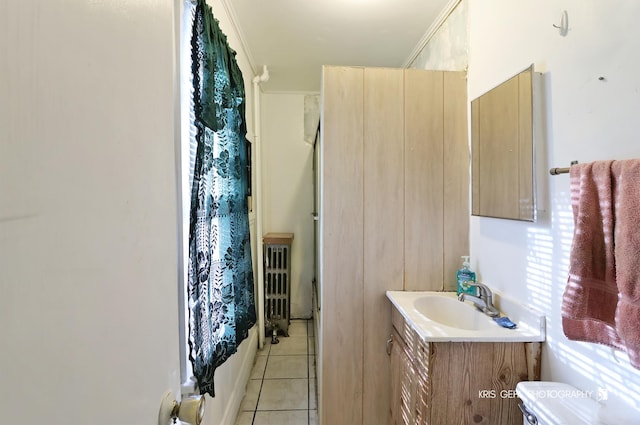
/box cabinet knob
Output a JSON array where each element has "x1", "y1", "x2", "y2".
[{"x1": 386, "y1": 335, "x2": 394, "y2": 355}]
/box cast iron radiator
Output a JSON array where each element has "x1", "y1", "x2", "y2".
[{"x1": 263, "y1": 233, "x2": 294, "y2": 337}]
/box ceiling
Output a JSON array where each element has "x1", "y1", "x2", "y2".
[{"x1": 222, "y1": 0, "x2": 458, "y2": 93}]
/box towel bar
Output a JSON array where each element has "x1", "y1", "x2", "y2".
[{"x1": 549, "y1": 160, "x2": 578, "y2": 175}]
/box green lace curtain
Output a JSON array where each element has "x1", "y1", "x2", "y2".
[{"x1": 187, "y1": 0, "x2": 256, "y2": 397}]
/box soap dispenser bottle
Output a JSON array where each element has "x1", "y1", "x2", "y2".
[{"x1": 456, "y1": 256, "x2": 477, "y2": 296}]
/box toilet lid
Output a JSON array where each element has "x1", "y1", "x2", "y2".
[{"x1": 516, "y1": 382, "x2": 602, "y2": 425}]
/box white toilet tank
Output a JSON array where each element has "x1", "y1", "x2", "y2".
[{"x1": 516, "y1": 382, "x2": 603, "y2": 425}]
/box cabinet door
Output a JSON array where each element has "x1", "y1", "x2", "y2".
[
  {"x1": 404, "y1": 70, "x2": 468, "y2": 291},
  {"x1": 363, "y1": 66, "x2": 404, "y2": 425},
  {"x1": 320, "y1": 65, "x2": 365, "y2": 425},
  {"x1": 443, "y1": 71, "x2": 470, "y2": 289},
  {"x1": 389, "y1": 329, "x2": 416, "y2": 425},
  {"x1": 414, "y1": 339, "x2": 431, "y2": 425},
  {"x1": 404, "y1": 70, "x2": 444, "y2": 291}
]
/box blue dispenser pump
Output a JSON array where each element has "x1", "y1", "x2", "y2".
[{"x1": 456, "y1": 256, "x2": 477, "y2": 296}]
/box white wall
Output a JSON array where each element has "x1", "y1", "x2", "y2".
[
  {"x1": 261, "y1": 93, "x2": 315, "y2": 319},
  {"x1": 410, "y1": 0, "x2": 468, "y2": 71},
  {"x1": 0, "y1": 1, "x2": 180, "y2": 423},
  {"x1": 468, "y1": 0, "x2": 640, "y2": 420},
  {"x1": 0, "y1": 1, "x2": 258, "y2": 424}
]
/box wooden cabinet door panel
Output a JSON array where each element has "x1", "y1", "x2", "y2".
[
  {"x1": 363, "y1": 67, "x2": 405, "y2": 425},
  {"x1": 390, "y1": 329, "x2": 417, "y2": 425},
  {"x1": 320, "y1": 65, "x2": 365, "y2": 425},
  {"x1": 404, "y1": 70, "x2": 444, "y2": 291}
]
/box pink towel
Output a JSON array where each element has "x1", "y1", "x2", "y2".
[
  {"x1": 562, "y1": 159, "x2": 640, "y2": 368},
  {"x1": 562, "y1": 161, "x2": 624, "y2": 351},
  {"x1": 612, "y1": 160, "x2": 640, "y2": 367}
]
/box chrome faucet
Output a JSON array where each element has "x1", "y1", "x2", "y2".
[{"x1": 458, "y1": 282, "x2": 500, "y2": 317}]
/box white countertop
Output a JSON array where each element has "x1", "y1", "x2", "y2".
[{"x1": 386, "y1": 290, "x2": 546, "y2": 342}]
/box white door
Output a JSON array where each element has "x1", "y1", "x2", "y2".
[{"x1": 0, "y1": 1, "x2": 181, "y2": 424}]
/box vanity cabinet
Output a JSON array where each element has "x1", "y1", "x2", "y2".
[{"x1": 389, "y1": 307, "x2": 541, "y2": 425}]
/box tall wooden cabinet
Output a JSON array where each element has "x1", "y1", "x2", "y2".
[{"x1": 318, "y1": 66, "x2": 468, "y2": 425}]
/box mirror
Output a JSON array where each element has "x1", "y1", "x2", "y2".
[{"x1": 471, "y1": 65, "x2": 535, "y2": 221}]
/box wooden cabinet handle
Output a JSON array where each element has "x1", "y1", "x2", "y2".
[{"x1": 386, "y1": 335, "x2": 394, "y2": 355}]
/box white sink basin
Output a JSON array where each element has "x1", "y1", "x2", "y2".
[
  {"x1": 387, "y1": 291, "x2": 545, "y2": 342},
  {"x1": 413, "y1": 294, "x2": 495, "y2": 331}
]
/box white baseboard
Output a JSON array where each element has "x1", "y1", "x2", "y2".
[{"x1": 203, "y1": 324, "x2": 258, "y2": 425}]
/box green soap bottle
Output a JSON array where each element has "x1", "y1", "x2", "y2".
[{"x1": 456, "y1": 256, "x2": 477, "y2": 296}]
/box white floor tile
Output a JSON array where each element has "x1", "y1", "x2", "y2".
[
  {"x1": 234, "y1": 411, "x2": 254, "y2": 425},
  {"x1": 265, "y1": 355, "x2": 308, "y2": 379},
  {"x1": 235, "y1": 320, "x2": 315, "y2": 425},
  {"x1": 257, "y1": 341, "x2": 271, "y2": 357},
  {"x1": 257, "y1": 379, "x2": 308, "y2": 410},
  {"x1": 239, "y1": 379, "x2": 262, "y2": 412},
  {"x1": 308, "y1": 336, "x2": 315, "y2": 355},
  {"x1": 287, "y1": 320, "x2": 308, "y2": 337},
  {"x1": 309, "y1": 378, "x2": 316, "y2": 410},
  {"x1": 308, "y1": 355, "x2": 316, "y2": 379},
  {"x1": 253, "y1": 410, "x2": 308, "y2": 425},
  {"x1": 270, "y1": 336, "x2": 308, "y2": 356},
  {"x1": 250, "y1": 355, "x2": 268, "y2": 379}
]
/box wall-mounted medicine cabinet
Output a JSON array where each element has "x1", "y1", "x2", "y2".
[{"x1": 471, "y1": 65, "x2": 536, "y2": 222}]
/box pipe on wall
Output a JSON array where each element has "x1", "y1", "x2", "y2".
[{"x1": 253, "y1": 65, "x2": 269, "y2": 349}]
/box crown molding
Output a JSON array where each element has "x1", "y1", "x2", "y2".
[
  {"x1": 402, "y1": 0, "x2": 462, "y2": 68},
  {"x1": 219, "y1": 0, "x2": 258, "y2": 76}
]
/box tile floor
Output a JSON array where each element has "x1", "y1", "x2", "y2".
[{"x1": 235, "y1": 319, "x2": 317, "y2": 425}]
